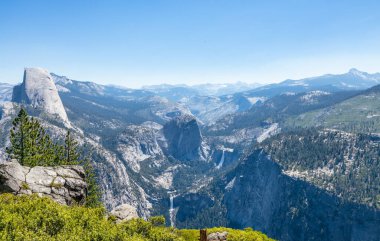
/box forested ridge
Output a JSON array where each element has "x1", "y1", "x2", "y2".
[{"x1": 262, "y1": 128, "x2": 380, "y2": 208}]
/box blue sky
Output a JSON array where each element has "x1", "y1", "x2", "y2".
[{"x1": 1, "y1": 0, "x2": 380, "y2": 88}]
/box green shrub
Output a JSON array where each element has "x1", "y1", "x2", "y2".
[
  {"x1": 0, "y1": 194, "x2": 274, "y2": 241},
  {"x1": 0, "y1": 194, "x2": 183, "y2": 241},
  {"x1": 149, "y1": 216, "x2": 166, "y2": 227},
  {"x1": 20, "y1": 182, "x2": 29, "y2": 190},
  {"x1": 177, "y1": 227, "x2": 275, "y2": 241}
]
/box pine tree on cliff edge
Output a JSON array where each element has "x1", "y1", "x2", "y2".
[
  {"x1": 7, "y1": 108, "x2": 103, "y2": 207},
  {"x1": 6, "y1": 108, "x2": 56, "y2": 166}
]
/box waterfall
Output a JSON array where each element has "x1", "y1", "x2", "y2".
[
  {"x1": 216, "y1": 150, "x2": 225, "y2": 169},
  {"x1": 169, "y1": 193, "x2": 176, "y2": 227}
]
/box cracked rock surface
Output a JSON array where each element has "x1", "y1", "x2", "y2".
[{"x1": 0, "y1": 160, "x2": 87, "y2": 205}]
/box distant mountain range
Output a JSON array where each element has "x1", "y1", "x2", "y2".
[
  {"x1": 3, "y1": 68, "x2": 380, "y2": 124},
  {"x1": 143, "y1": 82, "x2": 262, "y2": 101},
  {"x1": 146, "y1": 69, "x2": 380, "y2": 123},
  {"x1": 143, "y1": 68, "x2": 380, "y2": 100},
  {"x1": 237, "y1": 68, "x2": 380, "y2": 97}
]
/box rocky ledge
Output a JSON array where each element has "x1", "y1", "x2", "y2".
[{"x1": 0, "y1": 160, "x2": 87, "y2": 205}]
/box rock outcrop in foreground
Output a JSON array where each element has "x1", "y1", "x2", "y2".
[{"x1": 0, "y1": 160, "x2": 87, "y2": 205}]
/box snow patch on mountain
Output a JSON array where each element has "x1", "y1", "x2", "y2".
[
  {"x1": 257, "y1": 123, "x2": 279, "y2": 143},
  {"x1": 289, "y1": 81, "x2": 309, "y2": 87},
  {"x1": 247, "y1": 97, "x2": 267, "y2": 105},
  {"x1": 56, "y1": 84, "x2": 71, "y2": 93},
  {"x1": 300, "y1": 91, "x2": 331, "y2": 104},
  {"x1": 225, "y1": 177, "x2": 236, "y2": 190},
  {"x1": 216, "y1": 150, "x2": 225, "y2": 169},
  {"x1": 366, "y1": 114, "x2": 380, "y2": 119}
]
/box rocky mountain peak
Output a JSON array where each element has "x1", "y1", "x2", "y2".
[
  {"x1": 348, "y1": 68, "x2": 363, "y2": 74},
  {"x1": 347, "y1": 68, "x2": 369, "y2": 78},
  {"x1": 12, "y1": 68, "x2": 70, "y2": 125},
  {"x1": 163, "y1": 115, "x2": 208, "y2": 161}
]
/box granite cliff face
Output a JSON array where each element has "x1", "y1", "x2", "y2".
[
  {"x1": 163, "y1": 115, "x2": 208, "y2": 162},
  {"x1": 12, "y1": 68, "x2": 70, "y2": 125},
  {"x1": 117, "y1": 122, "x2": 165, "y2": 173},
  {"x1": 0, "y1": 160, "x2": 87, "y2": 205}
]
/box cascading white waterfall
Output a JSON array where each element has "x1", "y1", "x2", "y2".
[
  {"x1": 216, "y1": 149, "x2": 225, "y2": 169},
  {"x1": 169, "y1": 193, "x2": 175, "y2": 227}
]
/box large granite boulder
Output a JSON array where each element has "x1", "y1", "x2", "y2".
[
  {"x1": 0, "y1": 160, "x2": 87, "y2": 205},
  {"x1": 207, "y1": 231, "x2": 228, "y2": 241},
  {"x1": 109, "y1": 204, "x2": 139, "y2": 223}
]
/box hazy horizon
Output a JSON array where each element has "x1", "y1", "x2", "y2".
[
  {"x1": 1, "y1": 67, "x2": 379, "y2": 89},
  {"x1": 1, "y1": 1, "x2": 380, "y2": 88}
]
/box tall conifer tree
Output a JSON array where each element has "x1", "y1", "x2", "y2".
[
  {"x1": 7, "y1": 108, "x2": 56, "y2": 166},
  {"x1": 83, "y1": 157, "x2": 102, "y2": 207},
  {"x1": 64, "y1": 130, "x2": 80, "y2": 165},
  {"x1": 6, "y1": 108, "x2": 29, "y2": 163}
]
